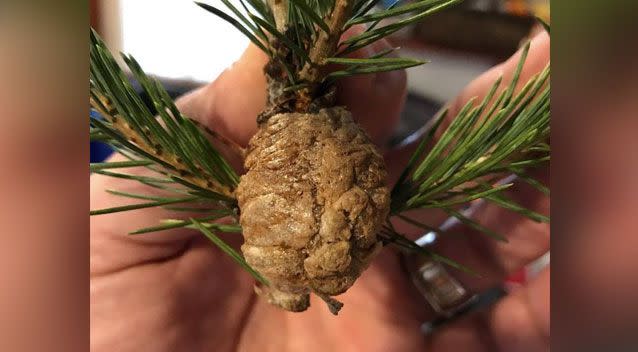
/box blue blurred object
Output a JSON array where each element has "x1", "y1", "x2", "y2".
[
  {"x1": 90, "y1": 141, "x2": 113, "y2": 163},
  {"x1": 90, "y1": 110, "x2": 113, "y2": 162}
]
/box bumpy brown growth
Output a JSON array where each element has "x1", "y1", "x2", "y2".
[{"x1": 236, "y1": 107, "x2": 390, "y2": 314}]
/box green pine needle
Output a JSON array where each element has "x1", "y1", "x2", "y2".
[
  {"x1": 105, "y1": 189, "x2": 181, "y2": 201},
  {"x1": 379, "y1": 227, "x2": 479, "y2": 276},
  {"x1": 289, "y1": 0, "x2": 331, "y2": 33},
  {"x1": 93, "y1": 170, "x2": 175, "y2": 184},
  {"x1": 325, "y1": 56, "x2": 424, "y2": 66},
  {"x1": 129, "y1": 213, "x2": 232, "y2": 235},
  {"x1": 195, "y1": 2, "x2": 270, "y2": 54},
  {"x1": 484, "y1": 192, "x2": 550, "y2": 223},
  {"x1": 90, "y1": 196, "x2": 199, "y2": 216},
  {"x1": 191, "y1": 219, "x2": 268, "y2": 285},
  {"x1": 396, "y1": 214, "x2": 442, "y2": 233},
  {"x1": 90, "y1": 160, "x2": 154, "y2": 171},
  {"x1": 443, "y1": 208, "x2": 508, "y2": 242},
  {"x1": 514, "y1": 171, "x2": 550, "y2": 196},
  {"x1": 326, "y1": 58, "x2": 425, "y2": 79},
  {"x1": 340, "y1": 0, "x2": 461, "y2": 56},
  {"x1": 348, "y1": 0, "x2": 453, "y2": 25}
]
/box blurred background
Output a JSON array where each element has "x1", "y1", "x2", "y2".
[{"x1": 90, "y1": 0, "x2": 549, "y2": 162}]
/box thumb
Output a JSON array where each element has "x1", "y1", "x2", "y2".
[{"x1": 176, "y1": 44, "x2": 268, "y2": 147}]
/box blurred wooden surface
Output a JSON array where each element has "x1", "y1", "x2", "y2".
[{"x1": 410, "y1": 9, "x2": 535, "y2": 61}]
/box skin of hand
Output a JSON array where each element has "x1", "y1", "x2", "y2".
[{"x1": 90, "y1": 31, "x2": 550, "y2": 352}]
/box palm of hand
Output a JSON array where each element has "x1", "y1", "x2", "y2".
[{"x1": 92, "y1": 231, "x2": 429, "y2": 351}]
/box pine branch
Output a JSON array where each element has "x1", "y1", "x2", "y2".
[
  {"x1": 389, "y1": 42, "x2": 550, "y2": 241},
  {"x1": 86, "y1": 28, "x2": 277, "y2": 285},
  {"x1": 90, "y1": 29, "x2": 238, "y2": 201},
  {"x1": 195, "y1": 0, "x2": 461, "y2": 96},
  {"x1": 266, "y1": 0, "x2": 289, "y2": 31}
]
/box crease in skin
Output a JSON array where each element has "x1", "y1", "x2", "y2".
[
  {"x1": 90, "y1": 237, "x2": 193, "y2": 278},
  {"x1": 236, "y1": 107, "x2": 390, "y2": 314}
]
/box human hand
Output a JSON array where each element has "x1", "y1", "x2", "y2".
[{"x1": 91, "y1": 31, "x2": 549, "y2": 352}]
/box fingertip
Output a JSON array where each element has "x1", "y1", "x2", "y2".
[
  {"x1": 455, "y1": 31, "x2": 550, "y2": 112},
  {"x1": 211, "y1": 44, "x2": 268, "y2": 144},
  {"x1": 511, "y1": 29, "x2": 550, "y2": 74},
  {"x1": 531, "y1": 29, "x2": 550, "y2": 52}
]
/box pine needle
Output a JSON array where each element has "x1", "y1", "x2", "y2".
[
  {"x1": 379, "y1": 227, "x2": 479, "y2": 276},
  {"x1": 90, "y1": 160, "x2": 153, "y2": 171},
  {"x1": 90, "y1": 196, "x2": 199, "y2": 216},
  {"x1": 191, "y1": 219, "x2": 268, "y2": 285}
]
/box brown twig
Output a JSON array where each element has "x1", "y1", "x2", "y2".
[
  {"x1": 267, "y1": 0, "x2": 289, "y2": 32},
  {"x1": 299, "y1": 0, "x2": 355, "y2": 84}
]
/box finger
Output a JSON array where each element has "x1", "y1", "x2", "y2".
[
  {"x1": 179, "y1": 44, "x2": 268, "y2": 147},
  {"x1": 486, "y1": 267, "x2": 550, "y2": 351},
  {"x1": 427, "y1": 268, "x2": 550, "y2": 352}
]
